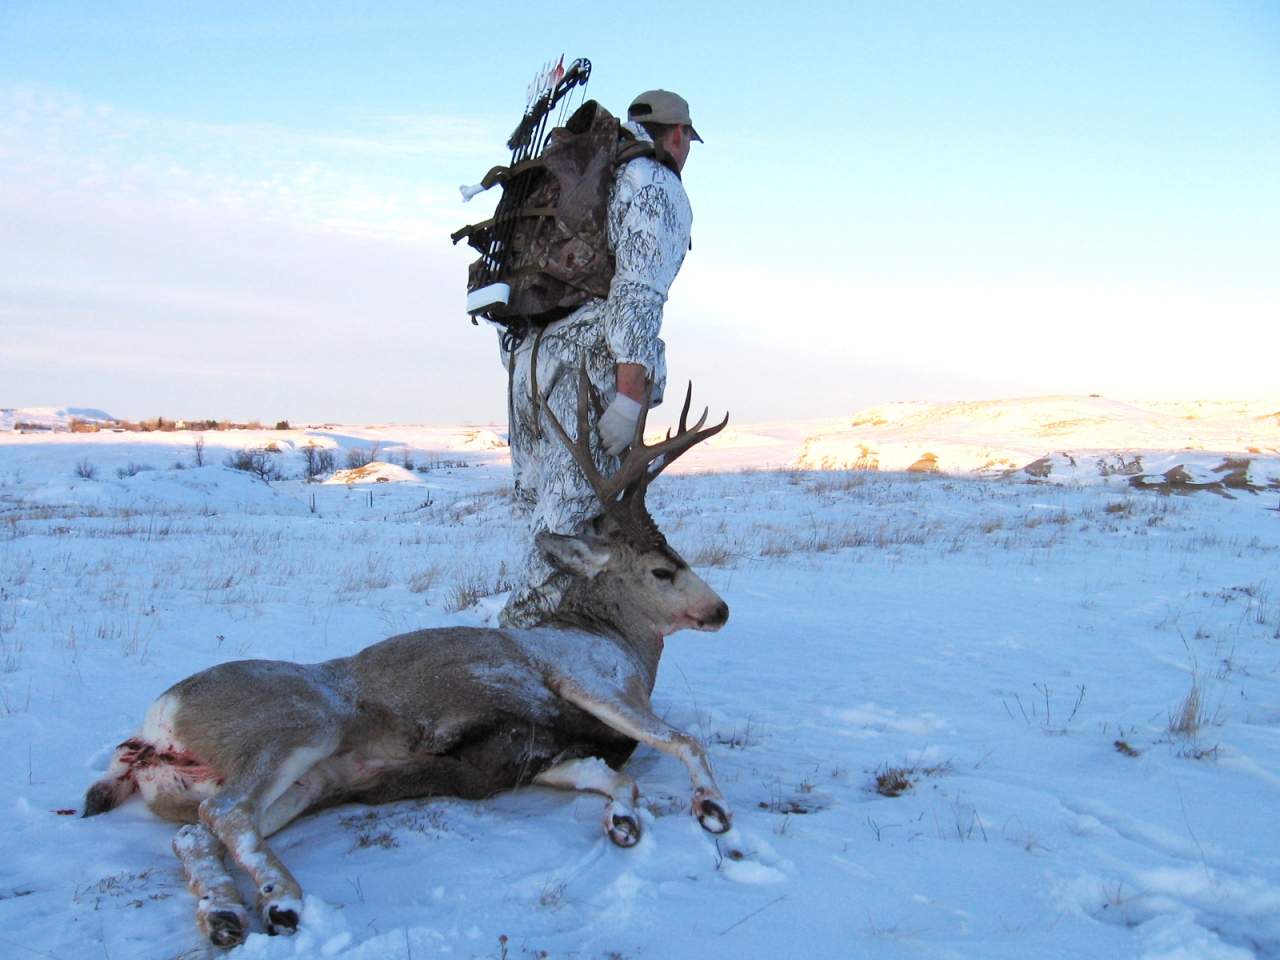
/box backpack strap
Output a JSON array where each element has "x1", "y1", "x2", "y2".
[
  {"x1": 617, "y1": 132, "x2": 679, "y2": 177},
  {"x1": 480, "y1": 154, "x2": 547, "y2": 190},
  {"x1": 616, "y1": 139, "x2": 655, "y2": 165}
]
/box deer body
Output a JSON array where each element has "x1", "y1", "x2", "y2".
[
  {"x1": 120, "y1": 624, "x2": 655, "y2": 829},
  {"x1": 83, "y1": 379, "x2": 730, "y2": 949}
]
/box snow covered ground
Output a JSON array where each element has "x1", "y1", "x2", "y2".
[{"x1": 1, "y1": 398, "x2": 1279, "y2": 959}]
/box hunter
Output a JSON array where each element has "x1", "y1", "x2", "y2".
[{"x1": 500, "y1": 89, "x2": 702, "y2": 627}]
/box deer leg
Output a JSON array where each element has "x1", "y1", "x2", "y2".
[
  {"x1": 198, "y1": 793, "x2": 303, "y2": 935},
  {"x1": 259, "y1": 771, "x2": 333, "y2": 838},
  {"x1": 534, "y1": 756, "x2": 643, "y2": 847},
  {"x1": 172, "y1": 823, "x2": 250, "y2": 948},
  {"x1": 553, "y1": 681, "x2": 732, "y2": 834},
  {"x1": 197, "y1": 740, "x2": 338, "y2": 934}
]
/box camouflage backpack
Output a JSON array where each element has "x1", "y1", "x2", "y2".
[{"x1": 451, "y1": 99, "x2": 657, "y2": 346}]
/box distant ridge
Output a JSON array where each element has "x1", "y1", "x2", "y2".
[
  {"x1": 789, "y1": 395, "x2": 1280, "y2": 493},
  {"x1": 1, "y1": 406, "x2": 116, "y2": 431}
]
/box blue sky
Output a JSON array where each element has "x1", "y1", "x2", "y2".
[{"x1": 2, "y1": 2, "x2": 1276, "y2": 424}]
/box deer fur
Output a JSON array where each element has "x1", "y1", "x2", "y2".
[{"x1": 82, "y1": 379, "x2": 731, "y2": 949}]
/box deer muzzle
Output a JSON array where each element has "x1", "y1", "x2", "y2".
[{"x1": 672, "y1": 599, "x2": 729, "y2": 633}]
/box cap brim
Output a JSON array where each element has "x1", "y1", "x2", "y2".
[{"x1": 689, "y1": 126, "x2": 704, "y2": 143}]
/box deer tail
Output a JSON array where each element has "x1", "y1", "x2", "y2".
[{"x1": 82, "y1": 738, "x2": 147, "y2": 817}]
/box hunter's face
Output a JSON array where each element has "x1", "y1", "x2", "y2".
[{"x1": 668, "y1": 125, "x2": 694, "y2": 173}]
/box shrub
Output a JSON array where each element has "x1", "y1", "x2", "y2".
[
  {"x1": 345, "y1": 442, "x2": 382, "y2": 470},
  {"x1": 74, "y1": 459, "x2": 96, "y2": 480},
  {"x1": 115, "y1": 462, "x2": 155, "y2": 479},
  {"x1": 192, "y1": 435, "x2": 206, "y2": 467},
  {"x1": 301, "y1": 445, "x2": 337, "y2": 481},
  {"x1": 224, "y1": 447, "x2": 283, "y2": 482}
]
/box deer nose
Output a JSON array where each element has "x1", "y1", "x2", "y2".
[{"x1": 703, "y1": 601, "x2": 729, "y2": 628}]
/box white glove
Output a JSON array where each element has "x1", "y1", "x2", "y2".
[{"x1": 598, "y1": 393, "x2": 643, "y2": 456}]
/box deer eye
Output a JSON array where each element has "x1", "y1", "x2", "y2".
[{"x1": 651, "y1": 568, "x2": 676, "y2": 582}]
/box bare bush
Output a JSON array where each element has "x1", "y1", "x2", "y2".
[
  {"x1": 74, "y1": 459, "x2": 97, "y2": 480},
  {"x1": 115, "y1": 462, "x2": 154, "y2": 479},
  {"x1": 345, "y1": 442, "x2": 382, "y2": 470},
  {"x1": 302, "y1": 445, "x2": 337, "y2": 481},
  {"x1": 417, "y1": 459, "x2": 470, "y2": 472},
  {"x1": 224, "y1": 447, "x2": 284, "y2": 482},
  {"x1": 193, "y1": 435, "x2": 206, "y2": 467}
]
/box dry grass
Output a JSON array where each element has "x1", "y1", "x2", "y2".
[
  {"x1": 339, "y1": 802, "x2": 452, "y2": 851},
  {"x1": 408, "y1": 567, "x2": 441, "y2": 594},
  {"x1": 1167, "y1": 673, "x2": 1222, "y2": 759},
  {"x1": 690, "y1": 540, "x2": 736, "y2": 567},
  {"x1": 872, "y1": 761, "x2": 952, "y2": 797},
  {"x1": 1169, "y1": 674, "x2": 1207, "y2": 739},
  {"x1": 444, "y1": 566, "x2": 514, "y2": 613}
]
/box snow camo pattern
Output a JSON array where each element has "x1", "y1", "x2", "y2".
[{"x1": 500, "y1": 126, "x2": 693, "y2": 627}]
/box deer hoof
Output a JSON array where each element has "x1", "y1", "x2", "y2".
[
  {"x1": 693, "y1": 790, "x2": 732, "y2": 834},
  {"x1": 205, "y1": 910, "x2": 247, "y2": 948},
  {"x1": 264, "y1": 902, "x2": 300, "y2": 936},
  {"x1": 607, "y1": 808, "x2": 642, "y2": 847}
]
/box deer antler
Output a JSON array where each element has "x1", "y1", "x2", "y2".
[{"x1": 538, "y1": 367, "x2": 728, "y2": 513}]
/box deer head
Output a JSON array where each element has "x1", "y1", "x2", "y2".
[{"x1": 537, "y1": 369, "x2": 729, "y2": 639}]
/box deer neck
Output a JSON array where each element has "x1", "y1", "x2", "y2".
[{"x1": 548, "y1": 578, "x2": 665, "y2": 688}]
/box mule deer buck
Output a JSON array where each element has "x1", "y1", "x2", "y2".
[{"x1": 82, "y1": 375, "x2": 731, "y2": 949}]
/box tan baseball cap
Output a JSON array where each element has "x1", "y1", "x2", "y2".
[{"x1": 627, "y1": 89, "x2": 703, "y2": 142}]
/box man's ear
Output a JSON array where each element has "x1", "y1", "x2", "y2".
[{"x1": 535, "y1": 530, "x2": 611, "y2": 578}]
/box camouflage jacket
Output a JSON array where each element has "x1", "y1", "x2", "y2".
[{"x1": 501, "y1": 122, "x2": 692, "y2": 407}]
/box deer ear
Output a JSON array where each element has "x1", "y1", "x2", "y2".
[{"x1": 535, "y1": 531, "x2": 611, "y2": 578}]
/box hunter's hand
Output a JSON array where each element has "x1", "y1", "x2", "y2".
[{"x1": 598, "y1": 394, "x2": 643, "y2": 456}]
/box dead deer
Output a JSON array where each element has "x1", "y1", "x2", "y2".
[{"x1": 81, "y1": 375, "x2": 731, "y2": 949}]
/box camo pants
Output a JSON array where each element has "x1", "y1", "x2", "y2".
[{"x1": 498, "y1": 309, "x2": 622, "y2": 627}]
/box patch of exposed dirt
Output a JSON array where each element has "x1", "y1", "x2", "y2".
[
  {"x1": 907, "y1": 452, "x2": 940, "y2": 473},
  {"x1": 1130, "y1": 465, "x2": 1233, "y2": 498},
  {"x1": 1023, "y1": 456, "x2": 1053, "y2": 478},
  {"x1": 1213, "y1": 458, "x2": 1257, "y2": 493}
]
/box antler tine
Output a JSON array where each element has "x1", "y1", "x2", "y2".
[
  {"x1": 541, "y1": 369, "x2": 728, "y2": 514},
  {"x1": 630, "y1": 381, "x2": 728, "y2": 490},
  {"x1": 537, "y1": 369, "x2": 615, "y2": 505},
  {"x1": 642, "y1": 407, "x2": 728, "y2": 487},
  {"x1": 677, "y1": 381, "x2": 694, "y2": 433}
]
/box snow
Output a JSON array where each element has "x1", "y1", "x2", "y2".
[{"x1": 1, "y1": 397, "x2": 1279, "y2": 958}]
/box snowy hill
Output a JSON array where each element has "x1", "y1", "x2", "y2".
[
  {"x1": 787, "y1": 395, "x2": 1280, "y2": 494},
  {"x1": 793, "y1": 395, "x2": 1280, "y2": 471}
]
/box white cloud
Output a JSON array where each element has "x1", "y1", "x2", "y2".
[{"x1": 0, "y1": 85, "x2": 508, "y2": 423}]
